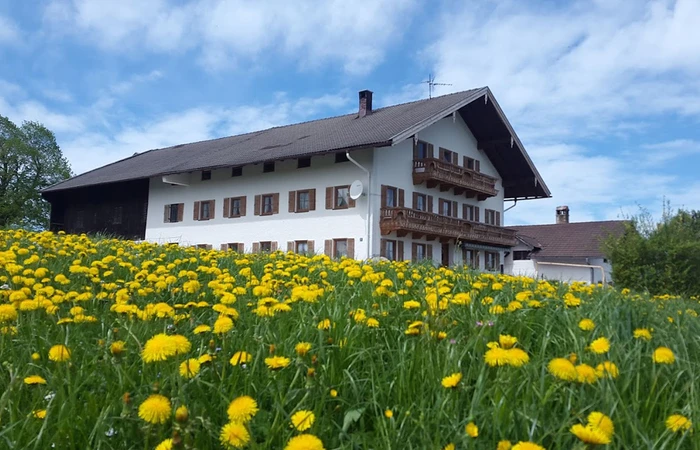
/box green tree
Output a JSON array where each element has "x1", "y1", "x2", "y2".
[
  {"x1": 0, "y1": 115, "x2": 72, "y2": 229},
  {"x1": 605, "y1": 205, "x2": 700, "y2": 297}
]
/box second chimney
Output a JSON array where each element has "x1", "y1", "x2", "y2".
[
  {"x1": 358, "y1": 90, "x2": 373, "y2": 118},
  {"x1": 556, "y1": 205, "x2": 570, "y2": 224}
]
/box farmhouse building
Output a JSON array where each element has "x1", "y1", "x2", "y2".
[
  {"x1": 42, "y1": 88, "x2": 550, "y2": 269},
  {"x1": 504, "y1": 206, "x2": 626, "y2": 283}
]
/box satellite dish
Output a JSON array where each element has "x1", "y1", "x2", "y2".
[{"x1": 349, "y1": 180, "x2": 364, "y2": 200}]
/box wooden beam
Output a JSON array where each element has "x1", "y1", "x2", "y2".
[
  {"x1": 439, "y1": 184, "x2": 451, "y2": 192},
  {"x1": 411, "y1": 232, "x2": 424, "y2": 240},
  {"x1": 477, "y1": 137, "x2": 513, "y2": 149}
]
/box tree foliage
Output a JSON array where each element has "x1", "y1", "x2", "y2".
[
  {"x1": 0, "y1": 115, "x2": 72, "y2": 229},
  {"x1": 605, "y1": 205, "x2": 700, "y2": 297}
]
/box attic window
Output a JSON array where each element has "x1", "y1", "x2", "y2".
[
  {"x1": 263, "y1": 162, "x2": 275, "y2": 173},
  {"x1": 201, "y1": 170, "x2": 212, "y2": 181},
  {"x1": 231, "y1": 167, "x2": 242, "y2": 177},
  {"x1": 298, "y1": 157, "x2": 311, "y2": 168},
  {"x1": 335, "y1": 153, "x2": 349, "y2": 163}
]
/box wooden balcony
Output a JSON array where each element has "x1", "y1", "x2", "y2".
[
  {"x1": 379, "y1": 207, "x2": 517, "y2": 248},
  {"x1": 413, "y1": 158, "x2": 498, "y2": 200}
]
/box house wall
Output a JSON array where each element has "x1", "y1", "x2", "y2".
[
  {"x1": 504, "y1": 247, "x2": 613, "y2": 284},
  {"x1": 372, "y1": 115, "x2": 506, "y2": 269},
  {"x1": 145, "y1": 150, "x2": 373, "y2": 258},
  {"x1": 504, "y1": 242, "x2": 537, "y2": 277}
]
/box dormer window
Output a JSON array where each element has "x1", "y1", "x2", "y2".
[{"x1": 201, "y1": 170, "x2": 212, "y2": 181}]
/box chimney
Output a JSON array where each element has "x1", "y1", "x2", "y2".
[
  {"x1": 358, "y1": 90, "x2": 373, "y2": 118},
  {"x1": 556, "y1": 205, "x2": 570, "y2": 224}
]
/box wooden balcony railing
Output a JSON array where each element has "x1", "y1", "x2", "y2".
[
  {"x1": 413, "y1": 158, "x2": 498, "y2": 199},
  {"x1": 380, "y1": 207, "x2": 517, "y2": 248}
]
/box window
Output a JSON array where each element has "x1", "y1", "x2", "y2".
[
  {"x1": 226, "y1": 243, "x2": 244, "y2": 252},
  {"x1": 113, "y1": 206, "x2": 123, "y2": 225},
  {"x1": 335, "y1": 186, "x2": 349, "y2": 209},
  {"x1": 485, "y1": 251, "x2": 500, "y2": 271},
  {"x1": 439, "y1": 199, "x2": 453, "y2": 216},
  {"x1": 415, "y1": 140, "x2": 429, "y2": 159},
  {"x1": 263, "y1": 162, "x2": 275, "y2": 173},
  {"x1": 386, "y1": 187, "x2": 397, "y2": 207},
  {"x1": 414, "y1": 193, "x2": 427, "y2": 211},
  {"x1": 462, "y1": 249, "x2": 478, "y2": 269},
  {"x1": 193, "y1": 200, "x2": 215, "y2": 221},
  {"x1": 164, "y1": 203, "x2": 184, "y2": 223},
  {"x1": 382, "y1": 239, "x2": 397, "y2": 261},
  {"x1": 513, "y1": 251, "x2": 531, "y2": 261},
  {"x1": 334, "y1": 239, "x2": 348, "y2": 258},
  {"x1": 413, "y1": 243, "x2": 426, "y2": 261},
  {"x1": 231, "y1": 167, "x2": 243, "y2": 177},
  {"x1": 262, "y1": 195, "x2": 274, "y2": 215},
  {"x1": 195, "y1": 244, "x2": 212, "y2": 250},
  {"x1": 298, "y1": 191, "x2": 310, "y2": 211},
  {"x1": 484, "y1": 209, "x2": 500, "y2": 226},
  {"x1": 463, "y1": 204, "x2": 475, "y2": 221},
  {"x1": 201, "y1": 170, "x2": 212, "y2": 181},
  {"x1": 441, "y1": 148, "x2": 453, "y2": 163},
  {"x1": 298, "y1": 157, "x2": 311, "y2": 168},
  {"x1": 225, "y1": 196, "x2": 246, "y2": 218},
  {"x1": 335, "y1": 152, "x2": 349, "y2": 163},
  {"x1": 201, "y1": 201, "x2": 211, "y2": 220},
  {"x1": 290, "y1": 189, "x2": 315, "y2": 213},
  {"x1": 260, "y1": 241, "x2": 272, "y2": 252},
  {"x1": 296, "y1": 241, "x2": 309, "y2": 253}
]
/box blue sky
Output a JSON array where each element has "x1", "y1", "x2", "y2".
[{"x1": 1, "y1": 0, "x2": 699, "y2": 225}]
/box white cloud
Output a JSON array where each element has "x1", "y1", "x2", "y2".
[
  {"x1": 0, "y1": 15, "x2": 19, "y2": 45},
  {"x1": 42, "y1": 88, "x2": 74, "y2": 103},
  {"x1": 0, "y1": 95, "x2": 83, "y2": 133},
  {"x1": 43, "y1": 0, "x2": 416, "y2": 74},
  {"x1": 640, "y1": 139, "x2": 700, "y2": 165}
]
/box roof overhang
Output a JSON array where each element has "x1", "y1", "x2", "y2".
[{"x1": 390, "y1": 87, "x2": 550, "y2": 200}]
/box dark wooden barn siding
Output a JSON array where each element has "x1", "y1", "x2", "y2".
[{"x1": 43, "y1": 179, "x2": 149, "y2": 240}]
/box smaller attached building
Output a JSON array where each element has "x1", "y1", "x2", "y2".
[{"x1": 504, "y1": 206, "x2": 626, "y2": 284}]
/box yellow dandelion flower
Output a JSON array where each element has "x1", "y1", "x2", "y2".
[
  {"x1": 31, "y1": 352, "x2": 41, "y2": 361},
  {"x1": 24, "y1": 375, "x2": 47, "y2": 385},
  {"x1": 570, "y1": 424, "x2": 611, "y2": 445},
  {"x1": 110, "y1": 340, "x2": 126, "y2": 356},
  {"x1": 175, "y1": 405, "x2": 189, "y2": 423},
  {"x1": 179, "y1": 358, "x2": 201, "y2": 379},
  {"x1": 214, "y1": 315, "x2": 234, "y2": 334},
  {"x1": 265, "y1": 356, "x2": 291, "y2": 370},
  {"x1": 384, "y1": 409, "x2": 393, "y2": 418},
  {"x1": 588, "y1": 337, "x2": 610, "y2": 354},
  {"x1": 141, "y1": 334, "x2": 177, "y2": 363},
  {"x1": 588, "y1": 411, "x2": 614, "y2": 438},
  {"x1": 548, "y1": 358, "x2": 578, "y2": 381},
  {"x1": 441, "y1": 372, "x2": 462, "y2": 389},
  {"x1": 32, "y1": 409, "x2": 47, "y2": 419},
  {"x1": 329, "y1": 389, "x2": 338, "y2": 398},
  {"x1": 227, "y1": 396, "x2": 259, "y2": 423},
  {"x1": 666, "y1": 414, "x2": 692, "y2": 433},
  {"x1": 138, "y1": 394, "x2": 171, "y2": 425},
  {"x1": 499, "y1": 334, "x2": 517, "y2": 349},
  {"x1": 291, "y1": 410, "x2": 315, "y2": 431},
  {"x1": 230, "y1": 351, "x2": 253, "y2": 366},
  {"x1": 497, "y1": 441, "x2": 512, "y2": 450},
  {"x1": 485, "y1": 347, "x2": 511, "y2": 367},
  {"x1": 595, "y1": 361, "x2": 619, "y2": 379},
  {"x1": 317, "y1": 319, "x2": 331, "y2": 330},
  {"x1": 465, "y1": 421, "x2": 479, "y2": 438},
  {"x1": 220, "y1": 421, "x2": 251, "y2": 449},
  {"x1": 633, "y1": 328, "x2": 652, "y2": 340},
  {"x1": 295, "y1": 342, "x2": 312, "y2": 356},
  {"x1": 512, "y1": 442, "x2": 545, "y2": 450},
  {"x1": 366, "y1": 318, "x2": 379, "y2": 328},
  {"x1": 443, "y1": 444, "x2": 455, "y2": 450},
  {"x1": 155, "y1": 438, "x2": 173, "y2": 450},
  {"x1": 48, "y1": 344, "x2": 71, "y2": 362},
  {"x1": 575, "y1": 364, "x2": 598, "y2": 384},
  {"x1": 653, "y1": 347, "x2": 675, "y2": 364},
  {"x1": 284, "y1": 434, "x2": 325, "y2": 450},
  {"x1": 193, "y1": 324, "x2": 212, "y2": 334},
  {"x1": 0, "y1": 304, "x2": 18, "y2": 322},
  {"x1": 403, "y1": 300, "x2": 421, "y2": 309},
  {"x1": 578, "y1": 319, "x2": 595, "y2": 331}
]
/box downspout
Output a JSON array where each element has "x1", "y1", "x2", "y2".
[
  {"x1": 346, "y1": 151, "x2": 372, "y2": 260},
  {"x1": 504, "y1": 198, "x2": 518, "y2": 213}
]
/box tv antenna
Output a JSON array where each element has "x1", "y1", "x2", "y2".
[{"x1": 423, "y1": 73, "x2": 451, "y2": 99}]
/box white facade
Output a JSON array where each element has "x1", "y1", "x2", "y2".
[{"x1": 144, "y1": 115, "x2": 507, "y2": 269}]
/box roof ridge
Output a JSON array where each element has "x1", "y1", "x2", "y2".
[{"x1": 511, "y1": 220, "x2": 628, "y2": 227}]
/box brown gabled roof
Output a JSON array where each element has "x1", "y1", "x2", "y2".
[
  {"x1": 43, "y1": 87, "x2": 550, "y2": 200},
  {"x1": 510, "y1": 220, "x2": 628, "y2": 260}
]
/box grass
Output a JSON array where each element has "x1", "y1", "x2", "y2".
[{"x1": 0, "y1": 229, "x2": 698, "y2": 449}]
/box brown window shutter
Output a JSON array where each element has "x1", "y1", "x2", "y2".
[
  {"x1": 271, "y1": 241, "x2": 278, "y2": 252},
  {"x1": 272, "y1": 193, "x2": 279, "y2": 214},
  {"x1": 427, "y1": 244, "x2": 433, "y2": 260},
  {"x1": 438, "y1": 148, "x2": 445, "y2": 161},
  {"x1": 398, "y1": 189, "x2": 405, "y2": 208},
  {"x1": 427, "y1": 195, "x2": 433, "y2": 213},
  {"x1": 475, "y1": 160, "x2": 481, "y2": 172},
  {"x1": 324, "y1": 239, "x2": 332, "y2": 256},
  {"x1": 309, "y1": 189, "x2": 316, "y2": 211},
  {"x1": 347, "y1": 238, "x2": 355, "y2": 259},
  {"x1": 223, "y1": 198, "x2": 230, "y2": 218},
  {"x1": 205, "y1": 244, "x2": 212, "y2": 250},
  {"x1": 307, "y1": 240, "x2": 314, "y2": 254},
  {"x1": 237, "y1": 243, "x2": 245, "y2": 252},
  {"x1": 411, "y1": 243, "x2": 417, "y2": 261},
  {"x1": 475, "y1": 207, "x2": 480, "y2": 222},
  {"x1": 348, "y1": 188, "x2": 356, "y2": 208},
  {"x1": 220, "y1": 244, "x2": 227, "y2": 251},
  {"x1": 289, "y1": 191, "x2": 296, "y2": 213},
  {"x1": 452, "y1": 201, "x2": 458, "y2": 217},
  {"x1": 462, "y1": 204, "x2": 468, "y2": 220},
  {"x1": 412, "y1": 192, "x2": 418, "y2": 209},
  {"x1": 452, "y1": 152, "x2": 458, "y2": 165},
  {"x1": 287, "y1": 241, "x2": 294, "y2": 251},
  {"x1": 240, "y1": 197, "x2": 247, "y2": 216},
  {"x1": 193, "y1": 201, "x2": 200, "y2": 221},
  {"x1": 252, "y1": 242, "x2": 260, "y2": 253},
  {"x1": 254, "y1": 195, "x2": 261, "y2": 216},
  {"x1": 380, "y1": 240, "x2": 386, "y2": 258},
  {"x1": 177, "y1": 204, "x2": 184, "y2": 222},
  {"x1": 325, "y1": 187, "x2": 333, "y2": 209},
  {"x1": 427, "y1": 143, "x2": 434, "y2": 158},
  {"x1": 398, "y1": 241, "x2": 404, "y2": 261},
  {"x1": 412, "y1": 137, "x2": 418, "y2": 158},
  {"x1": 463, "y1": 155, "x2": 468, "y2": 168},
  {"x1": 496, "y1": 211, "x2": 501, "y2": 226},
  {"x1": 163, "y1": 205, "x2": 169, "y2": 223},
  {"x1": 381, "y1": 185, "x2": 388, "y2": 208},
  {"x1": 210, "y1": 200, "x2": 215, "y2": 219}
]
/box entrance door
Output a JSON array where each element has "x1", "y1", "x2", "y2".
[{"x1": 441, "y1": 243, "x2": 450, "y2": 266}]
